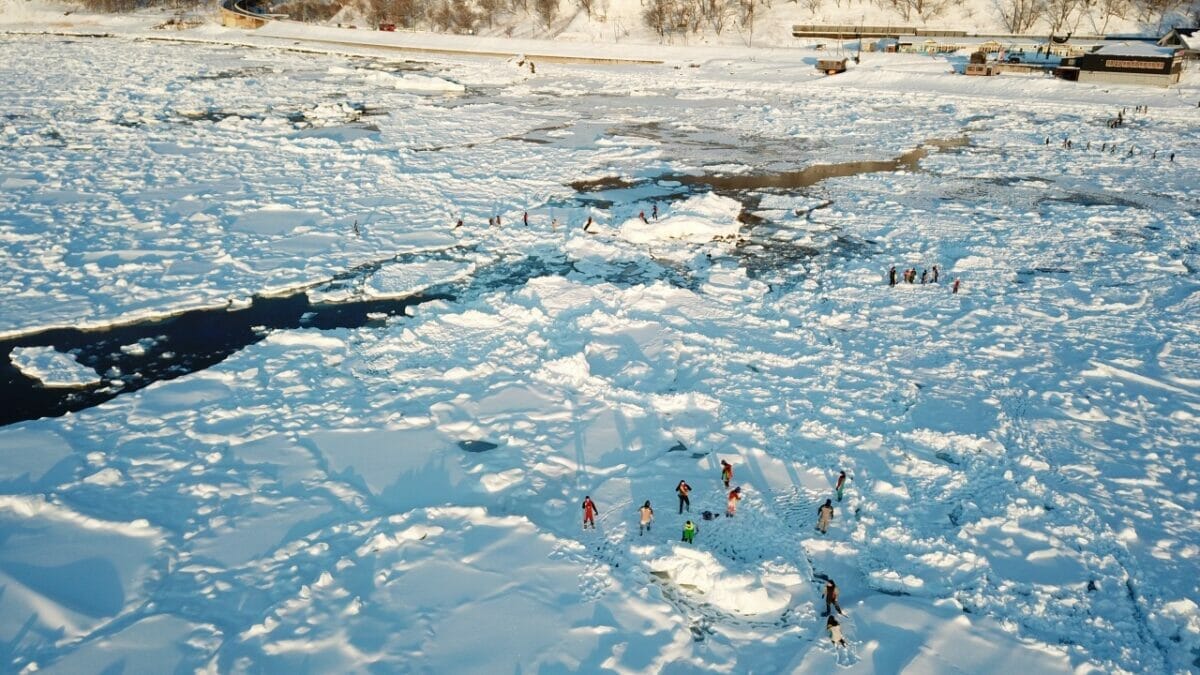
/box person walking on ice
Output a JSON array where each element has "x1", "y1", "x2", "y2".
[
  {"x1": 676, "y1": 480, "x2": 692, "y2": 514},
  {"x1": 826, "y1": 615, "x2": 848, "y2": 647},
  {"x1": 726, "y1": 486, "x2": 742, "y2": 517},
  {"x1": 835, "y1": 471, "x2": 847, "y2": 502},
  {"x1": 682, "y1": 520, "x2": 697, "y2": 544},
  {"x1": 721, "y1": 460, "x2": 733, "y2": 488},
  {"x1": 817, "y1": 498, "x2": 835, "y2": 534},
  {"x1": 638, "y1": 500, "x2": 654, "y2": 535},
  {"x1": 582, "y1": 495, "x2": 598, "y2": 530},
  {"x1": 823, "y1": 579, "x2": 844, "y2": 616}
]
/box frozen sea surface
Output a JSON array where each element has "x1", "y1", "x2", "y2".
[{"x1": 0, "y1": 33, "x2": 1198, "y2": 674}]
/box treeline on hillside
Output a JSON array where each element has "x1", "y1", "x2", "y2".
[
  {"x1": 271, "y1": 0, "x2": 568, "y2": 30},
  {"x1": 642, "y1": 0, "x2": 760, "y2": 36},
  {"x1": 78, "y1": 0, "x2": 207, "y2": 13},
  {"x1": 990, "y1": 0, "x2": 1199, "y2": 33},
  {"x1": 644, "y1": 0, "x2": 1199, "y2": 36},
  {"x1": 76, "y1": 0, "x2": 1199, "y2": 36}
]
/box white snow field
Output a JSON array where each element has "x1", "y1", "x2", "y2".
[{"x1": 1, "y1": 18, "x2": 1199, "y2": 675}]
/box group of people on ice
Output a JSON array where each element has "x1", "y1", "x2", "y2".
[
  {"x1": 586, "y1": 463, "x2": 850, "y2": 538},
  {"x1": 1048, "y1": 106, "x2": 1179, "y2": 160},
  {"x1": 888, "y1": 264, "x2": 959, "y2": 293},
  {"x1": 581, "y1": 459, "x2": 743, "y2": 546},
  {"x1": 818, "y1": 471, "x2": 852, "y2": 649},
  {"x1": 583, "y1": 461, "x2": 855, "y2": 651},
  {"x1": 456, "y1": 202, "x2": 664, "y2": 233}
]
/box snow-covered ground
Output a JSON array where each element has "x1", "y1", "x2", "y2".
[{"x1": 1, "y1": 10, "x2": 1199, "y2": 674}]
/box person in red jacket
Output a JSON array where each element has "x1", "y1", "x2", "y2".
[
  {"x1": 721, "y1": 460, "x2": 733, "y2": 488},
  {"x1": 835, "y1": 471, "x2": 847, "y2": 502},
  {"x1": 582, "y1": 496, "x2": 597, "y2": 530},
  {"x1": 726, "y1": 486, "x2": 742, "y2": 517},
  {"x1": 824, "y1": 579, "x2": 844, "y2": 616}
]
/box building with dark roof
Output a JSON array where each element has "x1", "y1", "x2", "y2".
[{"x1": 1068, "y1": 42, "x2": 1183, "y2": 86}]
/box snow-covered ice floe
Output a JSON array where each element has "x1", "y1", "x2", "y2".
[
  {"x1": 618, "y1": 192, "x2": 742, "y2": 244},
  {"x1": 9, "y1": 347, "x2": 101, "y2": 387}
]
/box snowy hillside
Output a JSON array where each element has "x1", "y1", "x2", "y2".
[{"x1": 2, "y1": 5, "x2": 1200, "y2": 675}]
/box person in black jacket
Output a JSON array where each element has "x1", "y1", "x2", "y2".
[{"x1": 676, "y1": 480, "x2": 692, "y2": 513}]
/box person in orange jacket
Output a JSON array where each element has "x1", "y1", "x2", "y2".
[
  {"x1": 582, "y1": 495, "x2": 598, "y2": 530},
  {"x1": 726, "y1": 486, "x2": 742, "y2": 517}
]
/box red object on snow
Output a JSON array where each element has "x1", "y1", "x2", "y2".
[{"x1": 379, "y1": 23, "x2": 396, "y2": 31}]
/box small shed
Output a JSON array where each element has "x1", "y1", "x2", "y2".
[
  {"x1": 816, "y1": 57, "x2": 848, "y2": 75},
  {"x1": 965, "y1": 63, "x2": 997, "y2": 76},
  {"x1": 873, "y1": 37, "x2": 899, "y2": 53}
]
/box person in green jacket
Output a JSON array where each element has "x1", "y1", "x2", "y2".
[{"x1": 682, "y1": 520, "x2": 697, "y2": 544}]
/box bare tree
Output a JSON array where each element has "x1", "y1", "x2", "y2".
[
  {"x1": 430, "y1": 0, "x2": 479, "y2": 31},
  {"x1": 479, "y1": 0, "x2": 504, "y2": 25},
  {"x1": 394, "y1": 0, "x2": 420, "y2": 26},
  {"x1": 891, "y1": 0, "x2": 951, "y2": 21},
  {"x1": 1082, "y1": 0, "x2": 1129, "y2": 33},
  {"x1": 535, "y1": 0, "x2": 559, "y2": 26},
  {"x1": 574, "y1": 0, "x2": 596, "y2": 17},
  {"x1": 80, "y1": 0, "x2": 138, "y2": 11},
  {"x1": 679, "y1": 0, "x2": 704, "y2": 31},
  {"x1": 701, "y1": 0, "x2": 734, "y2": 32},
  {"x1": 366, "y1": 0, "x2": 390, "y2": 25},
  {"x1": 1043, "y1": 0, "x2": 1080, "y2": 32},
  {"x1": 1130, "y1": 0, "x2": 1188, "y2": 28},
  {"x1": 740, "y1": 0, "x2": 757, "y2": 45},
  {"x1": 643, "y1": 0, "x2": 673, "y2": 35},
  {"x1": 994, "y1": 0, "x2": 1045, "y2": 32}
]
